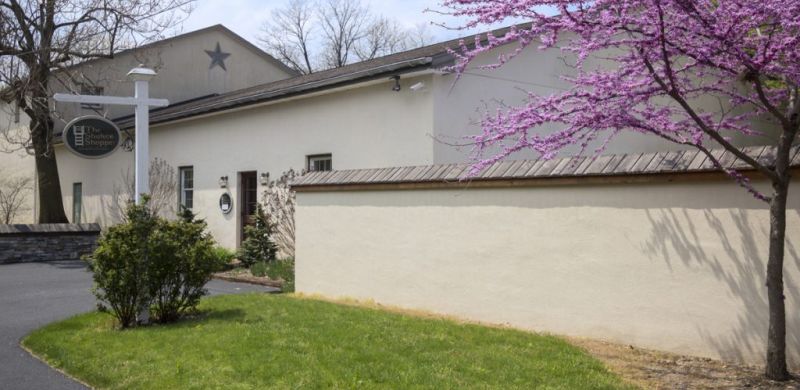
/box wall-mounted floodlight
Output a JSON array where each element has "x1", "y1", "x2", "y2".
[
  {"x1": 391, "y1": 75, "x2": 401, "y2": 92},
  {"x1": 409, "y1": 82, "x2": 426, "y2": 92}
]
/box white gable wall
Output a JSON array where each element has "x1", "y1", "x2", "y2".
[
  {"x1": 51, "y1": 27, "x2": 295, "y2": 135},
  {"x1": 0, "y1": 26, "x2": 294, "y2": 224},
  {"x1": 56, "y1": 75, "x2": 435, "y2": 247}
]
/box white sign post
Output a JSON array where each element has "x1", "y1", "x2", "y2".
[
  {"x1": 55, "y1": 67, "x2": 168, "y2": 325},
  {"x1": 54, "y1": 67, "x2": 169, "y2": 204}
]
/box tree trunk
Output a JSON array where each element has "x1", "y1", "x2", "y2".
[
  {"x1": 764, "y1": 118, "x2": 795, "y2": 380},
  {"x1": 765, "y1": 179, "x2": 790, "y2": 380},
  {"x1": 29, "y1": 113, "x2": 68, "y2": 224},
  {"x1": 35, "y1": 151, "x2": 68, "y2": 223}
]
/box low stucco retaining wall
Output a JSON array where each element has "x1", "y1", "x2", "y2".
[
  {"x1": 294, "y1": 177, "x2": 800, "y2": 368},
  {"x1": 0, "y1": 224, "x2": 101, "y2": 264}
]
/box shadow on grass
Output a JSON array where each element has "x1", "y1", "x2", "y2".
[{"x1": 89, "y1": 308, "x2": 249, "y2": 332}]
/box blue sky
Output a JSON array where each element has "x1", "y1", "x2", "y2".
[{"x1": 179, "y1": 0, "x2": 521, "y2": 45}]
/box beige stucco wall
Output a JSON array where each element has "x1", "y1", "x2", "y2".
[
  {"x1": 0, "y1": 26, "x2": 293, "y2": 224},
  {"x1": 50, "y1": 26, "x2": 294, "y2": 134},
  {"x1": 56, "y1": 75, "x2": 435, "y2": 247},
  {"x1": 431, "y1": 40, "x2": 781, "y2": 164},
  {"x1": 295, "y1": 178, "x2": 800, "y2": 367},
  {"x1": 0, "y1": 104, "x2": 36, "y2": 223}
]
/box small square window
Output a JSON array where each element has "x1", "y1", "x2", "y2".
[
  {"x1": 80, "y1": 84, "x2": 104, "y2": 110},
  {"x1": 179, "y1": 166, "x2": 194, "y2": 209},
  {"x1": 307, "y1": 154, "x2": 332, "y2": 172}
]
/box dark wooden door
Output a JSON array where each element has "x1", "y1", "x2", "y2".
[{"x1": 240, "y1": 171, "x2": 258, "y2": 244}]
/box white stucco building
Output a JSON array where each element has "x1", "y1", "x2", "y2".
[
  {"x1": 0, "y1": 25, "x2": 296, "y2": 224},
  {"x1": 3, "y1": 23, "x2": 798, "y2": 368},
  {"x1": 2, "y1": 24, "x2": 780, "y2": 249}
]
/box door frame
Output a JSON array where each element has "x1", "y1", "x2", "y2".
[{"x1": 237, "y1": 171, "x2": 258, "y2": 248}]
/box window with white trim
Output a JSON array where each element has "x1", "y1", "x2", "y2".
[
  {"x1": 307, "y1": 154, "x2": 332, "y2": 172},
  {"x1": 179, "y1": 166, "x2": 194, "y2": 209},
  {"x1": 79, "y1": 84, "x2": 104, "y2": 110}
]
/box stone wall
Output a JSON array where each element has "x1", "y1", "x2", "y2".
[{"x1": 0, "y1": 224, "x2": 101, "y2": 264}]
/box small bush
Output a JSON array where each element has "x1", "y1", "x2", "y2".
[
  {"x1": 251, "y1": 261, "x2": 269, "y2": 278},
  {"x1": 88, "y1": 200, "x2": 222, "y2": 328},
  {"x1": 238, "y1": 204, "x2": 277, "y2": 267},
  {"x1": 268, "y1": 258, "x2": 295, "y2": 293},
  {"x1": 211, "y1": 246, "x2": 237, "y2": 266},
  {"x1": 249, "y1": 259, "x2": 294, "y2": 292},
  {"x1": 148, "y1": 216, "x2": 222, "y2": 324},
  {"x1": 88, "y1": 201, "x2": 156, "y2": 328}
]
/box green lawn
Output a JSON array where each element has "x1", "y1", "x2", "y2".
[{"x1": 23, "y1": 294, "x2": 634, "y2": 389}]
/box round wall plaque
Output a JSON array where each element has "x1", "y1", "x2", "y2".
[
  {"x1": 62, "y1": 116, "x2": 121, "y2": 159},
  {"x1": 219, "y1": 193, "x2": 233, "y2": 214}
]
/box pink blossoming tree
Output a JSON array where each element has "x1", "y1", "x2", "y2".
[{"x1": 443, "y1": 0, "x2": 799, "y2": 380}]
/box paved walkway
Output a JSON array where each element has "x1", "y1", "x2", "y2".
[{"x1": 0, "y1": 260, "x2": 276, "y2": 390}]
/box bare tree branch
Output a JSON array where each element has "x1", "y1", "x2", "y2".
[
  {"x1": 0, "y1": 0, "x2": 194, "y2": 223},
  {"x1": 112, "y1": 158, "x2": 177, "y2": 222},
  {"x1": 0, "y1": 171, "x2": 32, "y2": 223},
  {"x1": 259, "y1": 0, "x2": 429, "y2": 74},
  {"x1": 261, "y1": 170, "x2": 298, "y2": 258},
  {"x1": 258, "y1": 0, "x2": 315, "y2": 74}
]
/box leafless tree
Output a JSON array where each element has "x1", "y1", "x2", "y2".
[
  {"x1": 259, "y1": 0, "x2": 315, "y2": 75},
  {"x1": 259, "y1": 0, "x2": 429, "y2": 74},
  {"x1": 355, "y1": 17, "x2": 409, "y2": 62},
  {"x1": 0, "y1": 172, "x2": 32, "y2": 224},
  {"x1": 261, "y1": 170, "x2": 298, "y2": 258},
  {"x1": 318, "y1": 0, "x2": 368, "y2": 68},
  {"x1": 0, "y1": 0, "x2": 194, "y2": 223},
  {"x1": 112, "y1": 158, "x2": 177, "y2": 222},
  {"x1": 405, "y1": 23, "x2": 435, "y2": 48}
]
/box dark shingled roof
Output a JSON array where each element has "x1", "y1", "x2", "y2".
[
  {"x1": 114, "y1": 25, "x2": 525, "y2": 129},
  {"x1": 291, "y1": 145, "x2": 800, "y2": 189}
]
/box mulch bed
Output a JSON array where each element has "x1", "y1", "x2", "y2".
[
  {"x1": 213, "y1": 269, "x2": 283, "y2": 289},
  {"x1": 571, "y1": 338, "x2": 800, "y2": 389}
]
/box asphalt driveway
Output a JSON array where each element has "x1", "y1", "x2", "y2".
[{"x1": 0, "y1": 260, "x2": 276, "y2": 390}]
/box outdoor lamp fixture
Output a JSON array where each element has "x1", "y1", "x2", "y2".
[
  {"x1": 219, "y1": 175, "x2": 229, "y2": 188},
  {"x1": 391, "y1": 75, "x2": 401, "y2": 92},
  {"x1": 260, "y1": 172, "x2": 270, "y2": 185},
  {"x1": 121, "y1": 135, "x2": 134, "y2": 152}
]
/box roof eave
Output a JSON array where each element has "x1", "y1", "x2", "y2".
[{"x1": 117, "y1": 55, "x2": 442, "y2": 129}]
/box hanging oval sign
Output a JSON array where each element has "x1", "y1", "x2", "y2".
[{"x1": 62, "y1": 116, "x2": 121, "y2": 159}]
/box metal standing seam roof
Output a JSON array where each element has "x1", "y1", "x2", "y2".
[{"x1": 291, "y1": 145, "x2": 800, "y2": 189}]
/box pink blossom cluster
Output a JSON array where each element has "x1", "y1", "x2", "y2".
[{"x1": 443, "y1": 0, "x2": 800, "y2": 199}]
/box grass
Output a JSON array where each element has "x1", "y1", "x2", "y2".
[{"x1": 23, "y1": 294, "x2": 634, "y2": 389}]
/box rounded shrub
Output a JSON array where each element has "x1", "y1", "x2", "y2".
[
  {"x1": 87, "y1": 199, "x2": 224, "y2": 328},
  {"x1": 87, "y1": 201, "x2": 156, "y2": 328}
]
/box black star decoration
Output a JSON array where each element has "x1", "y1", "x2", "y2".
[{"x1": 205, "y1": 42, "x2": 231, "y2": 71}]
